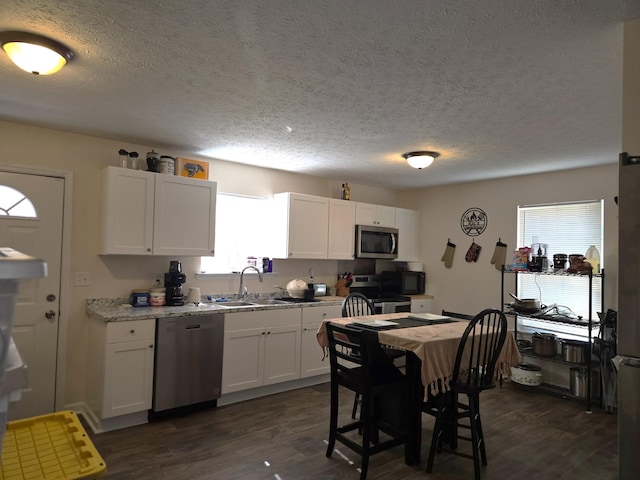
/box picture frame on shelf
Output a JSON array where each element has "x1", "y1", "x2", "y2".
[{"x1": 175, "y1": 158, "x2": 209, "y2": 180}]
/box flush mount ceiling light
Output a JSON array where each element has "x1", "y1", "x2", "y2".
[
  {"x1": 0, "y1": 31, "x2": 74, "y2": 75},
  {"x1": 402, "y1": 151, "x2": 439, "y2": 169}
]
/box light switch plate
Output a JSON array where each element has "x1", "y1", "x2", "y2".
[{"x1": 74, "y1": 271, "x2": 90, "y2": 286}]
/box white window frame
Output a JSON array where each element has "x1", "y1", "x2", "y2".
[{"x1": 200, "y1": 193, "x2": 271, "y2": 274}]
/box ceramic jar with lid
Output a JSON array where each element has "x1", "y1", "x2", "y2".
[{"x1": 159, "y1": 156, "x2": 175, "y2": 174}]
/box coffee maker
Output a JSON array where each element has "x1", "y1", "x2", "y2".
[{"x1": 164, "y1": 260, "x2": 186, "y2": 306}]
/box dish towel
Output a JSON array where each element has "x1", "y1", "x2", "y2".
[
  {"x1": 441, "y1": 240, "x2": 456, "y2": 268},
  {"x1": 490, "y1": 239, "x2": 508, "y2": 270}
]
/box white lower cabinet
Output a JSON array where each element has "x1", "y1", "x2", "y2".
[
  {"x1": 222, "y1": 309, "x2": 301, "y2": 394},
  {"x1": 301, "y1": 305, "x2": 342, "y2": 378},
  {"x1": 411, "y1": 297, "x2": 433, "y2": 313},
  {"x1": 85, "y1": 319, "x2": 155, "y2": 424}
]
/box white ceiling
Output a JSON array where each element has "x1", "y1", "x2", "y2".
[{"x1": 2, "y1": 1, "x2": 640, "y2": 188}]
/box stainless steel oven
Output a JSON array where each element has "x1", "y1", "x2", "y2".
[{"x1": 349, "y1": 274, "x2": 411, "y2": 314}]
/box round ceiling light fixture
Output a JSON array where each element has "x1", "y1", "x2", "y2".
[
  {"x1": 402, "y1": 151, "x2": 439, "y2": 169},
  {"x1": 0, "y1": 31, "x2": 74, "y2": 75}
]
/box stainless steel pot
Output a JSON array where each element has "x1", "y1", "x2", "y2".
[
  {"x1": 562, "y1": 340, "x2": 589, "y2": 364},
  {"x1": 532, "y1": 332, "x2": 557, "y2": 356},
  {"x1": 570, "y1": 367, "x2": 599, "y2": 399}
]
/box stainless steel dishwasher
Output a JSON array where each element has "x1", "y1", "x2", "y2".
[{"x1": 152, "y1": 314, "x2": 224, "y2": 414}]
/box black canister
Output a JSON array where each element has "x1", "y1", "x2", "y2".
[
  {"x1": 147, "y1": 149, "x2": 160, "y2": 172},
  {"x1": 553, "y1": 254, "x2": 567, "y2": 270}
]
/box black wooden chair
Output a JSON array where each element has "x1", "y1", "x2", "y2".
[
  {"x1": 325, "y1": 321, "x2": 409, "y2": 480},
  {"x1": 342, "y1": 292, "x2": 375, "y2": 317},
  {"x1": 423, "y1": 308, "x2": 508, "y2": 480},
  {"x1": 342, "y1": 293, "x2": 404, "y2": 419}
]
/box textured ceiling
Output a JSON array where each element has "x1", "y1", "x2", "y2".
[{"x1": 1, "y1": 1, "x2": 640, "y2": 188}]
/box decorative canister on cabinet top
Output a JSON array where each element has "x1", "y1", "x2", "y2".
[{"x1": 159, "y1": 156, "x2": 175, "y2": 174}]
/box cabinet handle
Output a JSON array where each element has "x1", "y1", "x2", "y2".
[
  {"x1": 149, "y1": 344, "x2": 153, "y2": 348},
  {"x1": 130, "y1": 329, "x2": 135, "y2": 334},
  {"x1": 267, "y1": 331, "x2": 271, "y2": 335},
  {"x1": 147, "y1": 248, "x2": 151, "y2": 252}
]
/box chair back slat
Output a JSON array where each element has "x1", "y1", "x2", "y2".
[
  {"x1": 342, "y1": 292, "x2": 376, "y2": 317},
  {"x1": 325, "y1": 322, "x2": 401, "y2": 384},
  {"x1": 452, "y1": 309, "x2": 508, "y2": 389}
]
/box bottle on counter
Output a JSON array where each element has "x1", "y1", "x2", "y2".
[
  {"x1": 344, "y1": 182, "x2": 350, "y2": 200},
  {"x1": 341, "y1": 183, "x2": 346, "y2": 200},
  {"x1": 584, "y1": 245, "x2": 600, "y2": 273}
]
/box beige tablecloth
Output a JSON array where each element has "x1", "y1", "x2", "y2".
[{"x1": 316, "y1": 312, "x2": 521, "y2": 399}]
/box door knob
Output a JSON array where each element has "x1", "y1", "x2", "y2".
[{"x1": 45, "y1": 310, "x2": 56, "y2": 320}]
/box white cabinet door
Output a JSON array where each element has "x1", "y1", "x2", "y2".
[
  {"x1": 395, "y1": 207, "x2": 419, "y2": 261},
  {"x1": 100, "y1": 167, "x2": 154, "y2": 255},
  {"x1": 271, "y1": 192, "x2": 329, "y2": 259},
  {"x1": 328, "y1": 199, "x2": 356, "y2": 259},
  {"x1": 221, "y1": 327, "x2": 265, "y2": 394},
  {"x1": 355, "y1": 202, "x2": 396, "y2": 227},
  {"x1": 300, "y1": 305, "x2": 341, "y2": 378},
  {"x1": 411, "y1": 298, "x2": 433, "y2": 313},
  {"x1": 153, "y1": 174, "x2": 216, "y2": 256},
  {"x1": 97, "y1": 319, "x2": 155, "y2": 419},
  {"x1": 263, "y1": 325, "x2": 301, "y2": 385},
  {"x1": 103, "y1": 339, "x2": 155, "y2": 418}
]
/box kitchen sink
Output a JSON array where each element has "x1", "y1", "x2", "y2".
[
  {"x1": 249, "y1": 299, "x2": 289, "y2": 305},
  {"x1": 216, "y1": 301, "x2": 256, "y2": 307}
]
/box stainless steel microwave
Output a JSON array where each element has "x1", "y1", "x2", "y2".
[{"x1": 355, "y1": 225, "x2": 398, "y2": 259}]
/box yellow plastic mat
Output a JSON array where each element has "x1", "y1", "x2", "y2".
[{"x1": 0, "y1": 411, "x2": 106, "y2": 479}]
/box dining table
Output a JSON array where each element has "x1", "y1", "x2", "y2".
[{"x1": 316, "y1": 311, "x2": 521, "y2": 466}]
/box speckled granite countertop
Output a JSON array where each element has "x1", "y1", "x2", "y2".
[{"x1": 87, "y1": 296, "x2": 345, "y2": 322}]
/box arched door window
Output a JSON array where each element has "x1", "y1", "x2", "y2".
[{"x1": 0, "y1": 185, "x2": 38, "y2": 218}]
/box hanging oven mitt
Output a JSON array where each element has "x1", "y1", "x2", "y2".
[
  {"x1": 441, "y1": 239, "x2": 456, "y2": 268},
  {"x1": 490, "y1": 239, "x2": 508, "y2": 270},
  {"x1": 465, "y1": 240, "x2": 481, "y2": 262}
]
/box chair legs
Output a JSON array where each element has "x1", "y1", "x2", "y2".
[
  {"x1": 426, "y1": 392, "x2": 487, "y2": 480},
  {"x1": 326, "y1": 381, "x2": 339, "y2": 457},
  {"x1": 352, "y1": 393, "x2": 360, "y2": 419}
]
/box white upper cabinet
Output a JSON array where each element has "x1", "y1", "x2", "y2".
[
  {"x1": 271, "y1": 192, "x2": 330, "y2": 259},
  {"x1": 395, "y1": 207, "x2": 420, "y2": 261},
  {"x1": 100, "y1": 167, "x2": 216, "y2": 255},
  {"x1": 328, "y1": 199, "x2": 356, "y2": 260},
  {"x1": 355, "y1": 202, "x2": 396, "y2": 227}
]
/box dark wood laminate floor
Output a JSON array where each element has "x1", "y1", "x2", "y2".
[{"x1": 88, "y1": 382, "x2": 618, "y2": 480}]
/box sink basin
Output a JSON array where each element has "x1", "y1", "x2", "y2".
[
  {"x1": 216, "y1": 301, "x2": 256, "y2": 307},
  {"x1": 249, "y1": 299, "x2": 289, "y2": 305}
]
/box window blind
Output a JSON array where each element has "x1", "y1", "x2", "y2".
[{"x1": 517, "y1": 200, "x2": 603, "y2": 320}]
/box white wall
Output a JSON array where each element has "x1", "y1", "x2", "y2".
[{"x1": 398, "y1": 164, "x2": 618, "y2": 317}]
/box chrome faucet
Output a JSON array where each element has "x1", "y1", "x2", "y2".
[{"x1": 238, "y1": 266, "x2": 263, "y2": 299}]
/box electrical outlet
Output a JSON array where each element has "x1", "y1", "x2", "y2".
[
  {"x1": 74, "y1": 272, "x2": 91, "y2": 286},
  {"x1": 153, "y1": 273, "x2": 163, "y2": 288}
]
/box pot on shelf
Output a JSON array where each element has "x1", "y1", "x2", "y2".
[
  {"x1": 569, "y1": 367, "x2": 600, "y2": 399},
  {"x1": 561, "y1": 340, "x2": 590, "y2": 364},
  {"x1": 532, "y1": 332, "x2": 558, "y2": 357}
]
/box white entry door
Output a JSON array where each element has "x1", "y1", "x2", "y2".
[{"x1": 0, "y1": 170, "x2": 64, "y2": 419}]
